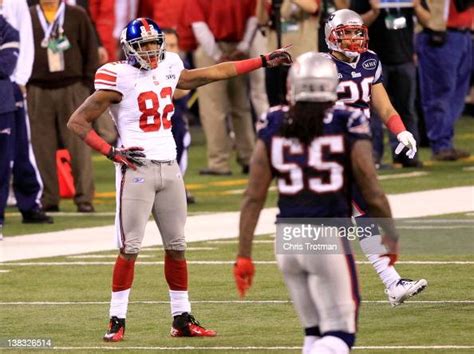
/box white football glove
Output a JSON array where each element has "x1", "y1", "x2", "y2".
[{"x1": 395, "y1": 131, "x2": 417, "y2": 159}]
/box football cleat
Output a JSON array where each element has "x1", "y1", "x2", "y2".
[
  {"x1": 170, "y1": 312, "x2": 217, "y2": 337},
  {"x1": 386, "y1": 278, "x2": 428, "y2": 307},
  {"x1": 103, "y1": 316, "x2": 125, "y2": 342}
]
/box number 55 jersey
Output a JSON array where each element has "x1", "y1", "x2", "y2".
[
  {"x1": 94, "y1": 52, "x2": 185, "y2": 161},
  {"x1": 258, "y1": 105, "x2": 371, "y2": 218}
]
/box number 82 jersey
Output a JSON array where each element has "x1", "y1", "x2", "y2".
[{"x1": 94, "y1": 52, "x2": 185, "y2": 161}]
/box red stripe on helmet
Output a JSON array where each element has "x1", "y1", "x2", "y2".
[{"x1": 141, "y1": 18, "x2": 151, "y2": 32}]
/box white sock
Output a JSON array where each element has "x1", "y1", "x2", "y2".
[
  {"x1": 169, "y1": 290, "x2": 191, "y2": 316},
  {"x1": 359, "y1": 235, "x2": 400, "y2": 289},
  {"x1": 303, "y1": 336, "x2": 319, "y2": 354},
  {"x1": 109, "y1": 289, "x2": 130, "y2": 319},
  {"x1": 310, "y1": 336, "x2": 349, "y2": 354},
  {"x1": 367, "y1": 254, "x2": 400, "y2": 289}
]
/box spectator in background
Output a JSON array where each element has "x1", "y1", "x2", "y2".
[
  {"x1": 351, "y1": 0, "x2": 430, "y2": 168},
  {"x1": 163, "y1": 27, "x2": 196, "y2": 204},
  {"x1": 416, "y1": 0, "x2": 473, "y2": 161},
  {"x1": 114, "y1": 0, "x2": 138, "y2": 53},
  {"x1": 28, "y1": 0, "x2": 111, "y2": 65},
  {"x1": 248, "y1": 26, "x2": 270, "y2": 119},
  {"x1": 318, "y1": 0, "x2": 350, "y2": 52},
  {"x1": 88, "y1": 0, "x2": 116, "y2": 63},
  {"x1": 27, "y1": 0, "x2": 99, "y2": 212},
  {"x1": 257, "y1": 0, "x2": 320, "y2": 106},
  {"x1": 67, "y1": 0, "x2": 118, "y2": 146},
  {"x1": 183, "y1": 0, "x2": 257, "y2": 176},
  {"x1": 1, "y1": 0, "x2": 53, "y2": 225},
  {"x1": 0, "y1": 16, "x2": 21, "y2": 240}
]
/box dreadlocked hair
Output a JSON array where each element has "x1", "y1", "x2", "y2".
[{"x1": 280, "y1": 101, "x2": 334, "y2": 145}]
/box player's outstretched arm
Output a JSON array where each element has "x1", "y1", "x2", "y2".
[
  {"x1": 177, "y1": 46, "x2": 292, "y2": 90},
  {"x1": 68, "y1": 90, "x2": 145, "y2": 170},
  {"x1": 351, "y1": 139, "x2": 400, "y2": 263},
  {"x1": 234, "y1": 140, "x2": 273, "y2": 297},
  {"x1": 372, "y1": 83, "x2": 417, "y2": 159}
]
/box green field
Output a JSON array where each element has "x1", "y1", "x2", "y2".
[
  {"x1": 2, "y1": 116, "x2": 474, "y2": 237},
  {"x1": 0, "y1": 117, "x2": 473, "y2": 353},
  {"x1": 1, "y1": 227, "x2": 474, "y2": 353}
]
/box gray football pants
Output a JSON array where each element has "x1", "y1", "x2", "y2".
[
  {"x1": 276, "y1": 242, "x2": 359, "y2": 334},
  {"x1": 114, "y1": 160, "x2": 187, "y2": 254}
]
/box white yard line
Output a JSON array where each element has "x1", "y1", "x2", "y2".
[
  {"x1": 1, "y1": 186, "x2": 473, "y2": 263},
  {"x1": 0, "y1": 300, "x2": 472, "y2": 306},
  {"x1": 207, "y1": 240, "x2": 274, "y2": 244},
  {"x1": 4, "y1": 211, "x2": 116, "y2": 217},
  {"x1": 141, "y1": 247, "x2": 217, "y2": 251},
  {"x1": 67, "y1": 255, "x2": 154, "y2": 259},
  {"x1": 377, "y1": 171, "x2": 429, "y2": 180},
  {"x1": 224, "y1": 172, "x2": 430, "y2": 195},
  {"x1": 47, "y1": 345, "x2": 474, "y2": 351},
  {"x1": 1, "y1": 260, "x2": 473, "y2": 266}
]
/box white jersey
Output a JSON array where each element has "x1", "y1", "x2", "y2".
[{"x1": 94, "y1": 52, "x2": 184, "y2": 161}]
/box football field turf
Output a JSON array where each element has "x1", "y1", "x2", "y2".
[
  {"x1": 1, "y1": 117, "x2": 473, "y2": 353},
  {"x1": 1, "y1": 219, "x2": 474, "y2": 353}
]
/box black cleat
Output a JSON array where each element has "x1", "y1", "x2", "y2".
[
  {"x1": 170, "y1": 312, "x2": 216, "y2": 337},
  {"x1": 103, "y1": 316, "x2": 126, "y2": 342},
  {"x1": 21, "y1": 209, "x2": 54, "y2": 224}
]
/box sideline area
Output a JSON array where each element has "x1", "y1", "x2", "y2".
[{"x1": 1, "y1": 186, "x2": 473, "y2": 262}]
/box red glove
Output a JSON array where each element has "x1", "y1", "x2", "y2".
[
  {"x1": 261, "y1": 45, "x2": 293, "y2": 68},
  {"x1": 381, "y1": 235, "x2": 399, "y2": 266},
  {"x1": 234, "y1": 256, "x2": 255, "y2": 298},
  {"x1": 107, "y1": 146, "x2": 146, "y2": 171}
]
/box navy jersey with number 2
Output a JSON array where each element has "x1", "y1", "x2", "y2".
[{"x1": 323, "y1": 51, "x2": 383, "y2": 118}]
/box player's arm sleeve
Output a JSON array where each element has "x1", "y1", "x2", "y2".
[
  {"x1": 0, "y1": 18, "x2": 20, "y2": 78},
  {"x1": 373, "y1": 58, "x2": 383, "y2": 85},
  {"x1": 94, "y1": 64, "x2": 123, "y2": 96},
  {"x1": 12, "y1": 0, "x2": 34, "y2": 85}
]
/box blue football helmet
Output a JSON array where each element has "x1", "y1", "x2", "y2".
[{"x1": 121, "y1": 18, "x2": 166, "y2": 70}]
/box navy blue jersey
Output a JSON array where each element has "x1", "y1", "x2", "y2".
[
  {"x1": 258, "y1": 105, "x2": 371, "y2": 218},
  {"x1": 0, "y1": 16, "x2": 19, "y2": 114},
  {"x1": 322, "y1": 51, "x2": 383, "y2": 118}
]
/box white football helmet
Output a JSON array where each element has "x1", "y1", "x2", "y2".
[
  {"x1": 325, "y1": 9, "x2": 368, "y2": 58},
  {"x1": 287, "y1": 52, "x2": 339, "y2": 104}
]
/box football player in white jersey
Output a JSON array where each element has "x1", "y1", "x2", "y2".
[{"x1": 68, "y1": 17, "x2": 292, "y2": 342}]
